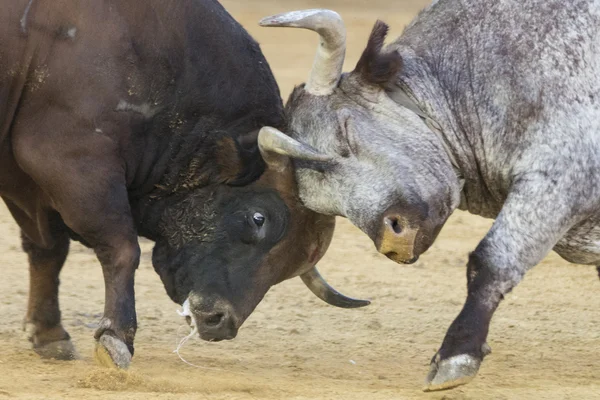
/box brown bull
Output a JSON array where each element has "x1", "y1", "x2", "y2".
[{"x1": 0, "y1": 0, "x2": 367, "y2": 369}]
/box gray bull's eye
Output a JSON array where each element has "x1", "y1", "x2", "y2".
[{"x1": 252, "y1": 212, "x2": 265, "y2": 227}]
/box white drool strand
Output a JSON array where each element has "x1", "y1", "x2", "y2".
[{"x1": 173, "y1": 299, "x2": 222, "y2": 371}]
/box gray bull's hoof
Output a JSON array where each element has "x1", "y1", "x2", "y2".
[
  {"x1": 94, "y1": 334, "x2": 132, "y2": 369},
  {"x1": 423, "y1": 354, "x2": 481, "y2": 391},
  {"x1": 423, "y1": 342, "x2": 491, "y2": 392},
  {"x1": 34, "y1": 339, "x2": 79, "y2": 360}
]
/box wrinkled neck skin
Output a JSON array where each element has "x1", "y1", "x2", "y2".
[
  {"x1": 133, "y1": 194, "x2": 166, "y2": 241},
  {"x1": 390, "y1": 47, "x2": 505, "y2": 219}
]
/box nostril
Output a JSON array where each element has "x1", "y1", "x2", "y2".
[
  {"x1": 204, "y1": 312, "x2": 225, "y2": 327},
  {"x1": 385, "y1": 216, "x2": 402, "y2": 235}
]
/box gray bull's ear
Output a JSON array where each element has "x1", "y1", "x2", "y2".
[
  {"x1": 300, "y1": 267, "x2": 370, "y2": 308},
  {"x1": 257, "y1": 127, "x2": 332, "y2": 171}
]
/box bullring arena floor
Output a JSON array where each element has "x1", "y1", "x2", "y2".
[{"x1": 1, "y1": 0, "x2": 599, "y2": 399}]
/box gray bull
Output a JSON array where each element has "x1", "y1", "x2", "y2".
[{"x1": 256, "y1": 0, "x2": 600, "y2": 391}]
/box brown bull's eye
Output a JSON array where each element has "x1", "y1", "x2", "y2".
[{"x1": 252, "y1": 212, "x2": 265, "y2": 227}]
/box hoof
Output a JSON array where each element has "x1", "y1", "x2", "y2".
[
  {"x1": 24, "y1": 322, "x2": 79, "y2": 361},
  {"x1": 34, "y1": 339, "x2": 79, "y2": 361},
  {"x1": 423, "y1": 353, "x2": 481, "y2": 392},
  {"x1": 94, "y1": 334, "x2": 132, "y2": 369}
]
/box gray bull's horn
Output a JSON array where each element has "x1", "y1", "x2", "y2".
[
  {"x1": 260, "y1": 9, "x2": 346, "y2": 96},
  {"x1": 258, "y1": 126, "x2": 331, "y2": 162},
  {"x1": 301, "y1": 267, "x2": 370, "y2": 308}
]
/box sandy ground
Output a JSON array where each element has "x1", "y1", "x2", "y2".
[{"x1": 1, "y1": 1, "x2": 599, "y2": 399}]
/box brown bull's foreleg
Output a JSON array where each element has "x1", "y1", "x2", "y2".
[
  {"x1": 21, "y1": 225, "x2": 77, "y2": 360},
  {"x1": 92, "y1": 238, "x2": 140, "y2": 369},
  {"x1": 13, "y1": 117, "x2": 142, "y2": 369},
  {"x1": 59, "y1": 192, "x2": 142, "y2": 369},
  {"x1": 596, "y1": 266, "x2": 600, "y2": 280}
]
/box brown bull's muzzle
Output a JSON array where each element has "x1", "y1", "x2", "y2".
[
  {"x1": 377, "y1": 215, "x2": 419, "y2": 264},
  {"x1": 182, "y1": 295, "x2": 241, "y2": 342}
]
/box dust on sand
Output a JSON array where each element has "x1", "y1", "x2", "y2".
[{"x1": 1, "y1": 1, "x2": 599, "y2": 399}]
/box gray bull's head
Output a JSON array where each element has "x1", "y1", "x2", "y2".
[{"x1": 258, "y1": 10, "x2": 462, "y2": 264}]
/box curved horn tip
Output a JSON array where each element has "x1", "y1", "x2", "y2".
[
  {"x1": 259, "y1": 9, "x2": 342, "y2": 27},
  {"x1": 301, "y1": 267, "x2": 371, "y2": 309},
  {"x1": 259, "y1": 9, "x2": 346, "y2": 96}
]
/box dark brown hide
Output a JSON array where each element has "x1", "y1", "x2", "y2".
[{"x1": 0, "y1": 0, "x2": 310, "y2": 367}]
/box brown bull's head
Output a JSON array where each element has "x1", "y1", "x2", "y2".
[{"x1": 150, "y1": 128, "x2": 369, "y2": 342}]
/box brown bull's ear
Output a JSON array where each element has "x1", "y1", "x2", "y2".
[
  {"x1": 354, "y1": 20, "x2": 403, "y2": 86},
  {"x1": 216, "y1": 130, "x2": 265, "y2": 186},
  {"x1": 236, "y1": 128, "x2": 260, "y2": 149},
  {"x1": 257, "y1": 127, "x2": 332, "y2": 172}
]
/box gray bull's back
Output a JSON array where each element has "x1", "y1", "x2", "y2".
[
  {"x1": 397, "y1": 0, "x2": 600, "y2": 123},
  {"x1": 394, "y1": 0, "x2": 600, "y2": 217}
]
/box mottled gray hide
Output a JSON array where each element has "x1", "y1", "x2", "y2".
[{"x1": 263, "y1": 0, "x2": 600, "y2": 391}]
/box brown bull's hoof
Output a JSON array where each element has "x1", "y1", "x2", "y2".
[
  {"x1": 34, "y1": 339, "x2": 79, "y2": 361},
  {"x1": 94, "y1": 334, "x2": 132, "y2": 370},
  {"x1": 423, "y1": 353, "x2": 481, "y2": 392},
  {"x1": 23, "y1": 322, "x2": 79, "y2": 361}
]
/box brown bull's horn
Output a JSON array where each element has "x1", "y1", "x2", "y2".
[
  {"x1": 258, "y1": 126, "x2": 331, "y2": 163},
  {"x1": 300, "y1": 267, "x2": 370, "y2": 308},
  {"x1": 260, "y1": 9, "x2": 346, "y2": 96}
]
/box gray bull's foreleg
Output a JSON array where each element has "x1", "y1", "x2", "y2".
[{"x1": 424, "y1": 182, "x2": 575, "y2": 391}]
